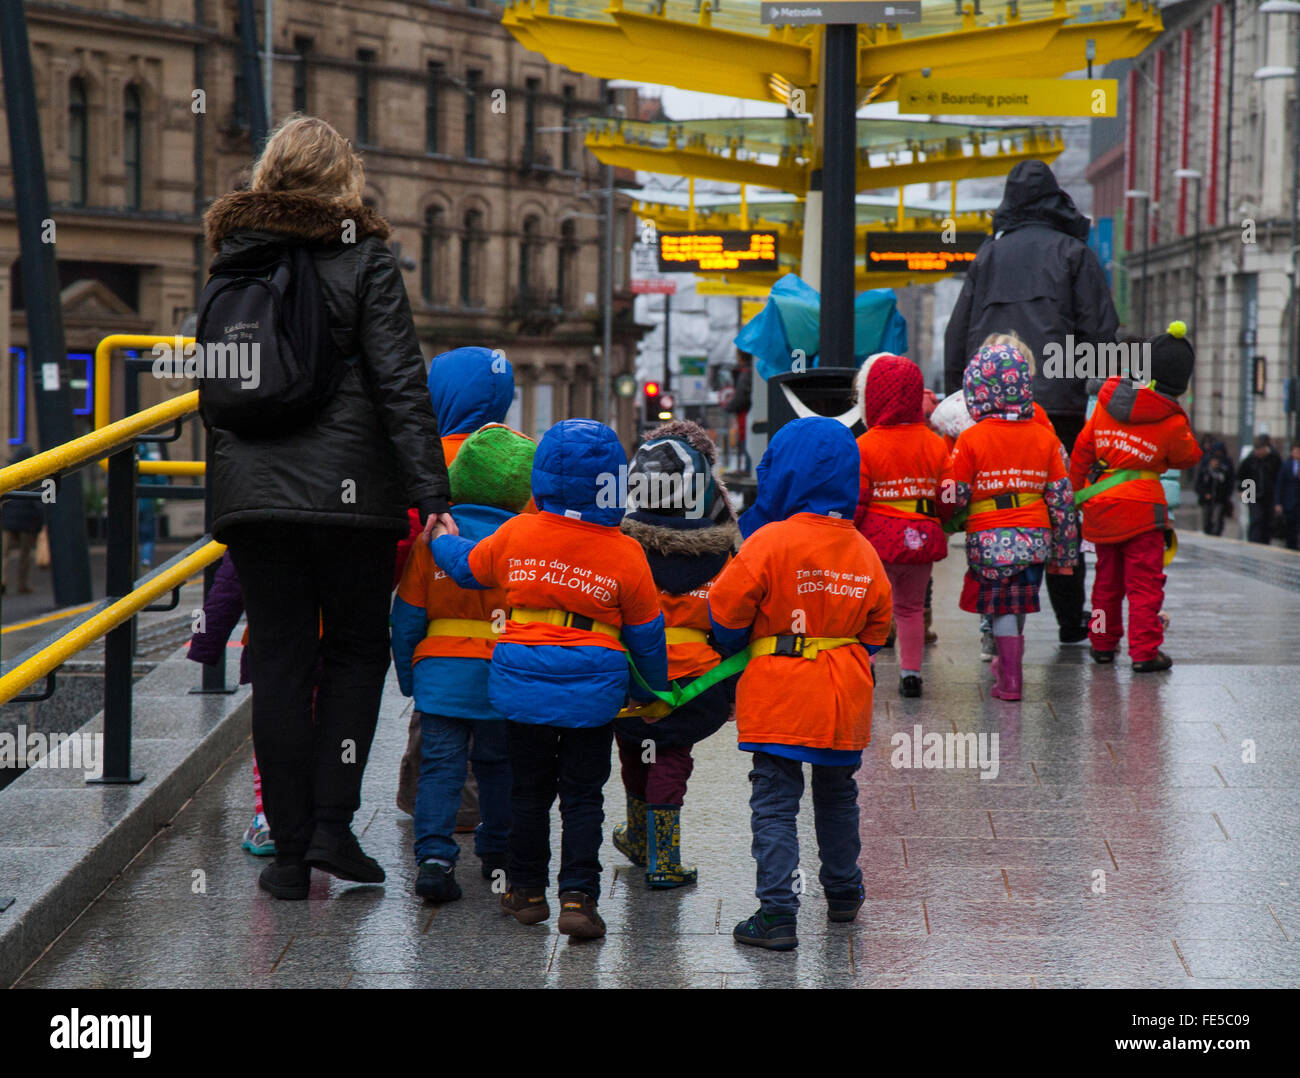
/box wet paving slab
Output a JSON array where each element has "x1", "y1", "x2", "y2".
[{"x1": 13, "y1": 540, "x2": 1300, "y2": 989}]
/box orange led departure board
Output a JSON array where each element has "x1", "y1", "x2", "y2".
[
  {"x1": 864, "y1": 232, "x2": 989, "y2": 274},
  {"x1": 657, "y1": 231, "x2": 779, "y2": 273}
]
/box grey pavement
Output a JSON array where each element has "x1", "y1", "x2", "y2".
[{"x1": 12, "y1": 532, "x2": 1300, "y2": 989}]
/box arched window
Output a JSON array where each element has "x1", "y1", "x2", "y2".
[
  {"x1": 421, "y1": 206, "x2": 443, "y2": 303},
  {"x1": 68, "y1": 78, "x2": 88, "y2": 207},
  {"x1": 123, "y1": 86, "x2": 142, "y2": 210},
  {"x1": 460, "y1": 210, "x2": 483, "y2": 307},
  {"x1": 519, "y1": 215, "x2": 540, "y2": 306},
  {"x1": 557, "y1": 218, "x2": 577, "y2": 310}
]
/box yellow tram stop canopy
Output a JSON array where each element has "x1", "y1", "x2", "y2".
[
  {"x1": 503, "y1": 0, "x2": 1162, "y2": 108},
  {"x1": 584, "y1": 115, "x2": 1065, "y2": 195}
]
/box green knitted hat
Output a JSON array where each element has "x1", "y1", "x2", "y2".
[{"x1": 449, "y1": 423, "x2": 536, "y2": 512}]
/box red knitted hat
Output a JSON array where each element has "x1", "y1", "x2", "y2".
[{"x1": 861, "y1": 354, "x2": 923, "y2": 427}]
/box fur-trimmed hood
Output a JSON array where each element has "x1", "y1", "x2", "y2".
[
  {"x1": 205, "y1": 190, "x2": 391, "y2": 252},
  {"x1": 621, "y1": 513, "x2": 740, "y2": 596},
  {"x1": 621, "y1": 514, "x2": 740, "y2": 558}
]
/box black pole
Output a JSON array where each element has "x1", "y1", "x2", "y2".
[
  {"x1": 662, "y1": 293, "x2": 672, "y2": 394},
  {"x1": 819, "y1": 24, "x2": 857, "y2": 367},
  {"x1": 238, "y1": 0, "x2": 268, "y2": 151},
  {"x1": 0, "y1": 5, "x2": 93, "y2": 606},
  {"x1": 90, "y1": 445, "x2": 144, "y2": 784}
]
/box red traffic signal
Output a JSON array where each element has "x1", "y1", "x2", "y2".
[{"x1": 643, "y1": 381, "x2": 661, "y2": 398}]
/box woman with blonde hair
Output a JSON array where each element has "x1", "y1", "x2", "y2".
[{"x1": 203, "y1": 115, "x2": 456, "y2": 900}]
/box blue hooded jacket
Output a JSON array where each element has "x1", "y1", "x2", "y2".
[
  {"x1": 738, "y1": 416, "x2": 860, "y2": 540},
  {"x1": 391, "y1": 502, "x2": 513, "y2": 719},
  {"x1": 427, "y1": 347, "x2": 514, "y2": 435},
  {"x1": 433, "y1": 419, "x2": 668, "y2": 727},
  {"x1": 716, "y1": 417, "x2": 876, "y2": 766}
]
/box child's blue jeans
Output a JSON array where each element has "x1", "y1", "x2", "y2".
[
  {"x1": 413, "y1": 712, "x2": 510, "y2": 865},
  {"x1": 748, "y1": 751, "x2": 862, "y2": 916}
]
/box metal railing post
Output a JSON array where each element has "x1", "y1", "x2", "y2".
[{"x1": 90, "y1": 443, "x2": 145, "y2": 784}]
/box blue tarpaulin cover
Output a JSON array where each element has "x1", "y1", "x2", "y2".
[{"x1": 734, "y1": 273, "x2": 909, "y2": 380}]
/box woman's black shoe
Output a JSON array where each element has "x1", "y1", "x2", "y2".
[
  {"x1": 258, "y1": 859, "x2": 310, "y2": 900},
  {"x1": 899, "y1": 675, "x2": 922, "y2": 698},
  {"x1": 304, "y1": 827, "x2": 385, "y2": 883}
]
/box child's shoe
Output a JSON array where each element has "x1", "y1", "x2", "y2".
[
  {"x1": 415, "y1": 860, "x2": 462, "y2": 903},
  {"x1": 826, "y1": 883, "x2": 865, "y2": 923},
  {"x1": 240, "y1": 813, "x2": 275, "y2": 856},
  {"x1": 990, "y1": 635, "x2": 1024, "y2": 701},
  {"x1": 899, "y1": 675, "x2": 922, "y2": 698},
  {"x1": 557, "y1": 891, "x2": 606, "y2": 939},
  {"x1": 501, "y1": 887, "x2": 550, "y2": 925},
  {"x1": 1132, "y1": 651, "x2": 1173, "y2": 673},
  {"x1": 733, "y1": 908, "x2": 798, "y2": 951},
  {"x1": 612, "y1": 794, "x2": 648, "y2": 867},
  {"x1": 1090, "y1": 646, "x2": 1116, "y2": 664},
  {"x1": 645, "y1": 805, "x2": 697, "y2": 889}
]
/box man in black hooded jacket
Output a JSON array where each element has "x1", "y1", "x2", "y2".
[{"x1": 943, "y1": 160, "x2": 1119, "y2": 643}]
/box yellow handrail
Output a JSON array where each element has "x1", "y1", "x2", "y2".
[
  {"x1": 0, "y1": 391, "x2": 198, "y2": 496},
  {"x1": 0, "y1": 539, "x2": 226, "y2": 705},
  {"x1": 94, "y1": 334, "x2": 206, "y2": 476}
]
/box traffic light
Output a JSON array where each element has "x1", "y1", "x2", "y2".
[{"x1": 642, "y1": 380, "x2": 661, "y2": 424}]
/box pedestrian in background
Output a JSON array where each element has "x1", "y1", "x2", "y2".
[
  {"x1": 1237, "y1": 435, "x2": 1281, "y2": 544},
  {"x1": 204, "y1": 115, "x2": 455, "y2": 901},
  {"x1": 2, "y1": 444, "x2": 45, "y2": 595},
  {"x1": 1275, "y1": 442, "x2": 1300, "y2": 549},
  {"x1": 1195, "y1": 441, "x2": 1235, "y2": 536}
]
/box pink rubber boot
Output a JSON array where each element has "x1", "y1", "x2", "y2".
[{"x1": 990, "y1": 635, "x2": 1024, "y2": 701}]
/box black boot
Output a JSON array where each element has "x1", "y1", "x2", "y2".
[
  {"x1": 258, "y1": 856, "x2": 310, "y2": 900},
  {"x1": 304, "y1": 825, "x2": 385, "y2": 883}
]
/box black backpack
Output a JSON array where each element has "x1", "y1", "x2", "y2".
[{"x1": 196, "y1": 240, "x2": 342, "y2": 437}]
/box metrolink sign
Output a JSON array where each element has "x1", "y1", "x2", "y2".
[{"x1": 761, "y1": 1, "x2": 921, "y2": 25}]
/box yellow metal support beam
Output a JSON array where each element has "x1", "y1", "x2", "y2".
[
  {"x1": 587, "y1": 129, "x2": 1063, "y2": 196},
  {"x1": 502, "y1": 3, "x2": 1162, "y2": 106}
]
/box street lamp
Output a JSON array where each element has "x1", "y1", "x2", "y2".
[
  {"x1": 1125, "y1": 189, "x2": 1151, "y2": 335},
  {"x1": 1174, "y1": 168, "x2": 1202, "y2": 341},
  {"x1": 1255, "y1": 1, "x2": 1300, "y2": 439}
]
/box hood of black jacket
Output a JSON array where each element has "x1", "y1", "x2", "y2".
[{"x1": 992, "y1": 160, "x2": 1091, "y2": 241}]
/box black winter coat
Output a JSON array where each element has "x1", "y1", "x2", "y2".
[
  {"x1": 203, "y1": 191, "x2": 450, "y2": 540},
  {"x1": 943, "y1": 160, "x2": 1120, "y2": 418}
]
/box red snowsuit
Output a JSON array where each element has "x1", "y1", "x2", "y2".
[{"x1": 1070, "y1": 378, "x2": 1202, "y2": 660}]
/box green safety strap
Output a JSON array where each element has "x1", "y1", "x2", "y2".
[
  {"x1": 626, "y1": 646, "x2": 752, "y2": 712},
  {"x1": 1073, "y1": 468, "x2": 1147, "y2": 507}
]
